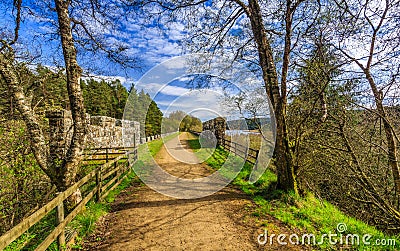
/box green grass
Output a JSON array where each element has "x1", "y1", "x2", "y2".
[
  {"x1": 4, "y1": 210, "x2": 59, "y2": 251},
  {"x1": 187, "y1": 133, "x2": 400, "y2": 250},
  {"x1": 186, "y1": 138, "x2": 201, "y2": 151},
  {"x1": 4, "y1": 135, "x2": 174, "y2": 251},
  {"x1": 252, "y1": 192, "x2": 400, "y2": 250},
  {"x1": 148, "y1": 132, "x2": 179, "y2": 156},
  {"x1": 138, "y1": 132, "x2": 179, "y2": 163},
  {"x1": 187, "y1": 136, "x2": 277, "y2": 196},
  {"x1": 69, "y1": 134, "x2": 174, "y2": 249},
  {"x1": 69, "y1": 203, "x2": 109, "y2": 237}
]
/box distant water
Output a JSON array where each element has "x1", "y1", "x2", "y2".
[{"x1": 226, "y1": 130, "x2": 261, "y2": 135}]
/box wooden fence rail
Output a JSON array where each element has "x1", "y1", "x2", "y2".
[
  {"x1": 220, "y1": 137, "x2": 259, "y2": 165},
  {"x1": 82, "y1": 146, "x2": 136, "y2": 163},
  {"x1": 190, "y1": 131, "x2": 259, "y2": 165},
  {"x1": 0, "y1": 147, "x2": 137, "y2": 251}
]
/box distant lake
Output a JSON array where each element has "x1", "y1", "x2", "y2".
[{"x1": 226, "y1": 130, "x2": 261, "y2": 135}]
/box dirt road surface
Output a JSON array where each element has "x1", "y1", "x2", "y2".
[{"x1": 82, "y1": 133, "x2": 308, "y2": 250}]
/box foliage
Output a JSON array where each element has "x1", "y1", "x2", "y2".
[
  {"x1": 0, "y1": 64, "x2": 68, "y2": 119},
  {"x1": 179, "y1": 114, "x2": 202, "y2": 132},
  {"x1": 162, "y1": 110, "x2": 202, "y2": 133},
  {"x1": 0, "y1": 65, "x2": 164, "y2": 235},
  {"x1": 2, "y1": 132, "x2": 174, "y2": 251},
  {"x1": 253, "y1": 193, "x2": 400, "y2": 250},
  {"x1": 287, "y1": 41, "x2": 400, "y2": 231},
  {"x1": 125, "y1": 86, "x2": 163, "y2": 137},
  {"x1": 0, "y1": 64, "x2": 163, "y2": 126},
  {"x1": 4, "y1": 210, "x2": 58, "y2": 251},
  {"x1": 81, "y1": 78, "x2": 128, "y2": 119},
  {"x1": 145, "y1": 100, "x2": 163, "y2": 136},
  {"x1": 0, "y1": 120, "x2": 53, "y2": 235},
  {"x1": 69, "y1": 202, "x2": 109, "y2": 237},
  {"x1": 1, "y1": 0, "x2": 399, "y2": 244}
]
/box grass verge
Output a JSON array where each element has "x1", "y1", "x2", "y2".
[
  {"x1": 4, "y1": 134, "x2": 178, "y2": 251},
  {"x1": 187, "y1": 133, "x2": 400, "y2": 250},
  {"x1": 69, "y1": 134, "x2": 178, "y2": 249}
]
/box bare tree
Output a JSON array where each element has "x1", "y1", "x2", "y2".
[
  {"x1": 139, "y1": 0, "x2": 324, "y2": 193},
  {"x1": 324, "y1": 0, "x2": 400, "y2": 224},
  {"x1": 0, "y1": 0, "x2": 86, "y2": 207},
  {"x1": 0, "y1": 0, "x2": 137, "y2": 208},
  {"x1": 331, "y1": 0, "x2": 400, "y2": 203},
  {"x1": 289, "y1": 0, "x2": 400, "y2": 230}
]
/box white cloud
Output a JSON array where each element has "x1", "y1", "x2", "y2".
[
  {"x1": 163, "y1": 57, "x2": 187, "y2": 69},
  {"x1": 81, "y1": 74, "x2": 129, "y2": 87},
  {"x1": 125, "y1": 21, "x2": 141, "y2": 32},
  {"x1": 138, "y1": 82, "x2": 190, "y2": 96},
  {"x1": 117, "y1": 17, "x2": 186, "y2": 66},
  {"x1": 176, "y1": 76, "x2": 194, "y2": 82},
  {"x1": 166, "y1": 22, "x2": 187, "y2": 40},
  {"x1": 160, "y1": 85, "x2": 190, "y2": 96},
  {"x1": 156, "y1": 89, "x2": 233, "y2": 121}
]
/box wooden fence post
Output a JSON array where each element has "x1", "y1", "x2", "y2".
[
  {"x1": 56, "y1": 202, "x2": 65, "y2": 250},
  {"x1": 114, "y1": 161, "x2": 118, "y2": 182},
  {"x1": 134, "y1": 146, "x2": 138, "y2": 162},
  {"x1": 106, "y1": 148, "x2": 109, "y2": 163},
  {"x1": 134, "y1": 133, "x2": 137, "y2": 162},
  {"x1": 96, "y1": 167, "x2": 102, "y2": 202}
]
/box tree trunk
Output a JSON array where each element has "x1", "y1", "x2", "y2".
[
  {"x1": 54, "y1": 0, "x2": 87, "y2": 207},
  {"x1": 274, "y1": 103, "x2": 297, "y2": 192},
  {"x1": 364, "y1": 69, "x2": 400, "y2": 205},
  {"x1": 247, "y1": 0, "x2": 298, "y2": 193},
  {"x1": 1, "y1": 0, "x2": 89, "y2": 210},
  {"x1": 0, "y1": 50, "x2": 51, "y2": 178}
]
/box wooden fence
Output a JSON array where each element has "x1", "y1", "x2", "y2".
[
  {"x1": 191, "y1": 131, "x2": 259, "y2": 165},
  {"x1": 140, "y1": 132, "x2": 176, "y2": 144},
  {"x1": 220, "y1": 137, "x2": 259, "y2": 165},
  {"x1": 83, "y1": 146, "x2": 137, "y2": 163},
  {"x1": 0, "y1": 147, "x2": 137, "y2": 251}
]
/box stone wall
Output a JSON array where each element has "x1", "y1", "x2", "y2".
[
  {"x1": 202, "y1": 117, "x2": 226, "y2": 144},
  {"x1": 46, "y1": 110, "x2": 140, "y2": 152}
]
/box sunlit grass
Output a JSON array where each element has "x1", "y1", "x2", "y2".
[
  {"x1": 138, "y1": 132, "x2": 179, "y2": 163},
  {"x1": 187, "y1": 133, "x2": 399, "y2": 251},
  {"x1": 4, "y1": 134, "x2": 175, "y2": 251}
]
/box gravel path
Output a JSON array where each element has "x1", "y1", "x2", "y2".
[{"x1": 82, "y1": 133, "x2": 309, "y2": 250}]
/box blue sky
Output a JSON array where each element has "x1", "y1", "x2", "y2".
[
  {"x1": 0, "y1": 1, "x2": 272, "y2": 122},
  {"x1": 127, "y1": 54, "x2": 270, "y2": 121},
  {"x1": 0, "y1": 1, "x2": 188, "y2": 78},
  {"x1": 0, "y1": 1, "x2": 196, "y2": 116}
]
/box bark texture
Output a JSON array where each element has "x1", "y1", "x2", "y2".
[
  {"x1": 246, "y1": 0, "x2": 298, "y2": 193},
  {"x1": 0, "y1": 49, "x2": 51, "y2": 177},
  {"x1": 54, "y1": 0, "x2": 87, "y2": 205},
  {"x1": 0, "y1": 0, "x2": 88, "y2": 208}
]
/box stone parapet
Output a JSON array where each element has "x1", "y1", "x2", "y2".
[
  {"x1": 46, "y1": 110, "x2": 140, "y2": 152},
  {"x1": 202, "y1": 117, "x2": 226, "y2": 144}
]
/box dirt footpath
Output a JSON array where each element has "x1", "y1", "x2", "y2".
[{"x1": 82, "y1": 133, "x2": 308, "y2": 250}]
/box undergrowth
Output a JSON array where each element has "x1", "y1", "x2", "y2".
[{"x1": 4, "y1": 134, "x2": 177, "y2": 251}]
